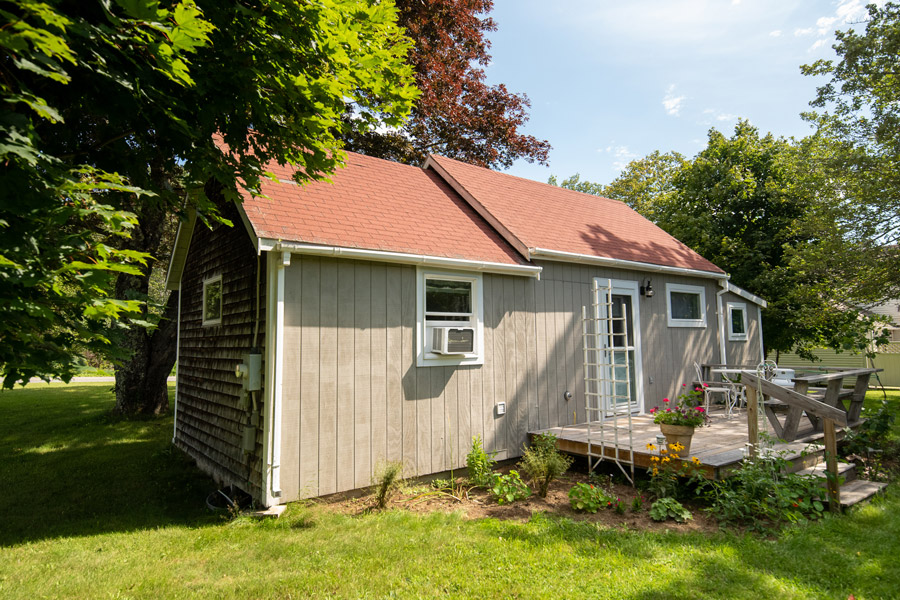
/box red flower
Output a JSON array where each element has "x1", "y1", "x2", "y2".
[
  {"x1": 702, "y1": 383, "x2": 709, "y2": 388},
  {"x1": 696, "y1": 407, "x2": 705, "y2": 413},
  {"x1": 682, "y1": 383, "x2": 687, "y2": 387},
  {"x1": 663, "y1": 398, "x2": 670, "y2": 403}
]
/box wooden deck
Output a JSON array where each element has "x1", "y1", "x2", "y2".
[{"x1": 529, "y1": 407, "x2": 849, "y2": 480}]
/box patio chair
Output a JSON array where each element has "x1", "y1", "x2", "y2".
[
  {"x1": 692, "y1": 362, "x2": 733, "y2": 414},
  {"x1": 720, "y1": 370, "x2": 745, "y2": 415}
]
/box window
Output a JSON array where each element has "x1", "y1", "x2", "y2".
[
  {"x1": 727, "y1": 302, "x2": 748, "y2": 341},
  {"x1": 891, "y1": 328, "x2": 900, "y2": 343},
  {"x1": 417, "y1": 270, "x2": 484, "y2": 366},
  {"x1": 202, "y1": 274, "x2": 223, "y2": 326},
  {"x1": 666, "y1": 283, "x2": 707, "y2": 328}
]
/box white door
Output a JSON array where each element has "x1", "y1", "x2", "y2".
[{"x1": 593, "y1": 279, "x2": 643, "y2": 414}]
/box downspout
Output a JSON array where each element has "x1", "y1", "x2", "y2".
[
  {"x1": 716, "y1": 280, "x2": 728, "y2": 365},
  {"x1": 262, "y1": 251, "x2": 288, "y2": 506},
  {"x1": 172, "y1": 287, "x2": 182, "y2": 444},
  {"x1": 757, "y1": 305, "x2": 765, "y2": 363}
]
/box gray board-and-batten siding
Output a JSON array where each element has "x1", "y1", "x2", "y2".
[{"x1": 274, "y1": 256, "x2": 761, "y2": 501}]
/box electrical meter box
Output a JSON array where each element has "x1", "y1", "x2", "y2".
[{"x1": 240, "y1": 351, "x2": 262, "y2": 391}]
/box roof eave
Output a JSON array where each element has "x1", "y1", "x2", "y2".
[
  {"x1": 528, "y1": 247, "x2": 728, "y2": 280},
  {"x1": 164, "y1": 208, "x2": 198, "y2": 291},
  {"x1": 259, "y1": 238, "x2": 542, "y2": 278}
]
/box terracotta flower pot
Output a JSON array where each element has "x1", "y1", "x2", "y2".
[{"x1": 659, "y1": 423, "x2": 694, "y2": 458}]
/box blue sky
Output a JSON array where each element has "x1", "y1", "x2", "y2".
[{"x1": 484, "y1": 0, "x2": 883, "y2": 185}]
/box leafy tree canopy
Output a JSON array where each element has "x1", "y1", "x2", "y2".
[
  {"x1": 548, "y1": 121, "x2": 888, "y2": 359},
  {"x1": 343, "y1": 0, "x2": 550, "y2": 169},
  {"x1": 0, "y1": 0, "x2": 417, "y2": 389},
  {"x1": 801, "y1": 1, "x2": 900, "y2": 300}
]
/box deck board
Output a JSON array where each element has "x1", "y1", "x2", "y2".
[{"x1": 530, "y1": 407, "x2": 842, "y2": 479}]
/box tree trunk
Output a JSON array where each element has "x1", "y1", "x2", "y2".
[
  {"x1": 113, "y1": 290, "x2": 178, "y2": 415},
  {"x1": 112, "y1": 184, "x2": 179, "y2": 416}
]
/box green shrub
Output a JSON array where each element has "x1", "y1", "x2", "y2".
[
  {"x1": 631, "y1": 495, "x2": 645, "y2": 512},
  {"x1": 466, "y1": 435, "x2": 496, "y2": 486},
  {"x1": 568, "y1": 482, "x2": 613, "y2": 513},
  {"x1": 489, "y1": 470, "x2": 531, "y2": 505},
  {"x1": 372, "y1": 460, "x2": 404, "y2": 509},
  {"x1": 649, "y1": 497, "x2": 692, "y2": 522},
  {"x1": 519, "y1": 433, "x2": 573, "y2": 497},
  {"x1": 699, "y1": 452, "x2": 826, "y2": 529}
]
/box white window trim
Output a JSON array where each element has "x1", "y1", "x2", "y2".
[
  {"x1": 416, "y1": 268, "x2": 484, "y2": 367},
  {"x1": 666, "y1": 283, "x2": 707, "y2": 328},
  {"x1": 202, "y1": 274, "x2": 223, "y2": 326},
  {"x1": 727, "y1": 301, "x2": 748, "y2": 341}
]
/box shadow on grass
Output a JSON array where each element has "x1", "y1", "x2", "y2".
[{"x1": 0, "y1": 384, "x2": 220, "y2": 546}]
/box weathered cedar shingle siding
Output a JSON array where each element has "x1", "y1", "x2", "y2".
[{"x1": 176, "y1": 210, "x2": 265, "y2": 497}]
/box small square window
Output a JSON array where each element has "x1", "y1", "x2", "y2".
[
  {"x1": 202, "y1": 275, "x2": 223, "y2": 326},
  {"x1": 417, "y1": 270, "x2": 484, "y2": 367},
  {"x1": 727, "y1": 302, "x2": 748, "y2": 341},
  {"x1": 666, "y1": 283, "x2": 707, "y2": 328}
]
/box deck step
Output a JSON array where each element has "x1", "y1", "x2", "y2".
[
  {"x1": 793, "y1": 460, "x2": 856, "y2": 484},
  {"x1": 837, "y1": 479, "x2": 888, "y2": 508}
]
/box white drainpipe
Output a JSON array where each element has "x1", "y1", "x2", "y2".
[
  {"x1": 716, "y1": 280, "x2": 729, "y2": 365},
  {"x1": 262, "y1": 251, "x2": 288, "y2": 506}
]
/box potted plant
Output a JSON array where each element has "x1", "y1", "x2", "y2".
[{"x1": 650, "y1": 385, "x2": 710, "y2": 457}]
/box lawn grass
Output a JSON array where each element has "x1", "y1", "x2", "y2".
[{"x1": 0, "y1": 384, "x2": 898, "y2": 599}]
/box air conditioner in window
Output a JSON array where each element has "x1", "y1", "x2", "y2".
[{"x1": 431, "y1": 327, "x2": 475, "y2": 355}]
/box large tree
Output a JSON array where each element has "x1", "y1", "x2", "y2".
[
  {"x1": 548, "y1": 122, "x2": 886, "y2": 359},
  {"x1": 343, "y1": 0, "x2": 550, "y2": 169},
  {"x1": 801, "y1": 1, "x2": 900, "y2": 302},
  {"x1": 1, "y1": 0, "x2": 417, "y2": 414}
]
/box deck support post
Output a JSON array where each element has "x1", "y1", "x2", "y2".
[
  {"x1": 746, "y1": 383, "x2": 759, "y2": 458},
  {"x1": 824, "y1": 418, "x2": 841, "y2": 513}
]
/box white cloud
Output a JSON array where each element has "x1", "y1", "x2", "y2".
[
  {"x1": 816, "y1": 16, "x2": 837, "y2": 35},
  {"x1": 809, "y1": 39, "x2": 827, "y2": 52},
  {"x1": 599, "y1": 144, "x2": 639, "y2": 172},
  {"x1": 769, "y1": 29, "x2": 783, "y2": 37},
  {"x1": 662, "y1": 84, "x2": 686, "y2": 116},
  {"x1": 836, "y1": 0, "x2": 867, "y2": 22},
  {"x1": 794, "y1": 27, "x2": 813, "y2": 36},
  {"x1": 716, "y1": 113, "x2": 738, "y2": 122}
]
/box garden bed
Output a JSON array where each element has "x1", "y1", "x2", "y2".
[{"x1": 318, "y1": 465, "x2": 722, "y2": 534}]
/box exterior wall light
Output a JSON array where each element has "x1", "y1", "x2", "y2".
[{"x1": 640, "y1": 280, "x2": 654, "y2": 298}]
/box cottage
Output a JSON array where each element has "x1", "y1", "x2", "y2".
[{"x1": 165, "y1": 151, "x2": 766, "y2": 507}]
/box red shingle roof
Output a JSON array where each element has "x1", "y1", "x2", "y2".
[
  {"x1": 427, "y1": 154, "x2": 724, "y2": 274},
  {"x1": 239, "y1": 152, "x2": 526, "y2": 266}
]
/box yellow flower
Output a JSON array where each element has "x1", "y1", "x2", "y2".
[
  {"x1": 646, "y1": 443, "x2": 656, "y2": 451},
  {"x1": 661, "y1": 457, "x2": 670, "y2": 463},
  {"x1": 691, "y1": 456, "x2": 701, "y2": 465},
  {"x1": 650, "y1": 456, "x2": 659, "y2": 463},
  {"x1": 660, "y1": 448, "x2": 668, "y2": 454},
  {"x1": 652, "y1": 468, "x2": 659, "y2": 476},
  {"x1": 670, "y1": 442, "x2": 684, "y2": 452}
]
